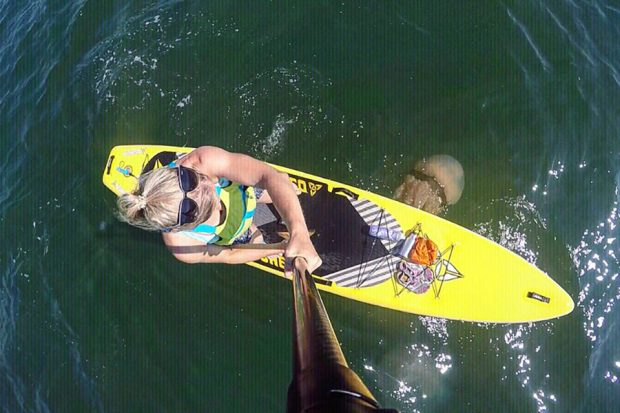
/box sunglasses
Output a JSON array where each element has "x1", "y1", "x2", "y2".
[{"x1": 174, "y1": 166, "x2": 200, "y2": 227}]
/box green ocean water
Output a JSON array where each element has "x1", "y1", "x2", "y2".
[{"x1": 1, "y1": 1, "x2": 619, "y2": 412}]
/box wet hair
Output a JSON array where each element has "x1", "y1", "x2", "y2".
[{"x1": 116, "y1": 167, "x2": 217, "y2": 232}]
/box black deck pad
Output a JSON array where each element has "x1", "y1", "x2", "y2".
[{"x1": 257, "y1": 189, "x2": 390, "y2": 277}]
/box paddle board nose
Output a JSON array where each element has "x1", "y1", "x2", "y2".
[{"x1": 523, "y1": 275, "x2": 575, "y2": 322}]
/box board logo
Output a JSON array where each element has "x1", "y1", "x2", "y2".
[
  {"x1": 260, "y1": 255, "x2": 286, "y2": 269},
  {"x1": 289, "y1": 177, "x2": 323, "y2": 197},
  {"x1": 308, "y1": 182, "x2": 323, "y2": 196},
  {"x1": 433, "y1": 258, "x2": 463, "y2": 282},
  {"x1": 116, "y1": 161, "x2": 135, "y2": 178},
  {"x1": 427, "y1": 245, "x2": 464, "y2": 297}
]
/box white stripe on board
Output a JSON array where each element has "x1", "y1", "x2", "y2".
[
  {"x1": 324, "y1": 256, "x2": 400, "y2": 288},
  {"x1": 350, "y1": 198, "x2": 403, "y2": 250}
]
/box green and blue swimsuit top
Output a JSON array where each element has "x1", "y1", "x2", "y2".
[
  {"x1": 183, "y1": 178, "x2": 256, "y2": 245},
  {"x1": 168, "y1": 162, "x2": 256, "y2": 245}
]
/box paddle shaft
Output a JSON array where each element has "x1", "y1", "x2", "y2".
[
  {"x1": 227, "y1": 229, "x2": 314, "y2": 250},
  {"x1": 227, "y1": 240, "x2": 287, "y2": 250},
  {"x1": 287, "y1": 258, "x2": 397, "y2": 412}
]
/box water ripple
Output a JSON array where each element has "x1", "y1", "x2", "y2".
[
  {"x1": 506, "y1": 7, "x2": 552, "y2": 73},
  {"x1": 0, "y1": 254, "x2": 25, "y2": 413},
  {"x1": 234, "y1": 63, "x2": 331, "y2": 158},
  {"x1": 42, "y1": 278, "x2": 104, "y2": 413},
  {"x1": 571, "y1": 183, "x2": 620, "y2": 410},
  {"x1": 474, "y1": 195, "x2": 546, "y2": 265},
  {"x1": 0, "y1": 1, "x2": 87, "y2": 123}
]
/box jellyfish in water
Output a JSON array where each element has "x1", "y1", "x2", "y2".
[{"x1": 394, "y1": 154, "x2": 464, "y2": 215}]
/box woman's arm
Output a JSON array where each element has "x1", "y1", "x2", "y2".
[
  {"x1": 163, "y1": 232, "x2": 285, "y2": 264},
  {"x1": 176, "y1": 146, "x2": 322, "y2": 272}
]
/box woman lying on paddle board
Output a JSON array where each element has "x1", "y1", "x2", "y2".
[{"x1": 116, "y1": 146, "x2": 322, "y2": 273}]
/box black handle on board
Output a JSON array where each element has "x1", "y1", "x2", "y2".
[{"x1": 331, "y1": 186, "x2": 359, "y2": 200}]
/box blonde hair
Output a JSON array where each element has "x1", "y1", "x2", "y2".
[{"x1": 116, "y1": 167, "x2": 217, "y2": 232}]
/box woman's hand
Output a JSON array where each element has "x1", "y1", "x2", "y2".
[{"x1": 284, "y1": 231, "x2": 322, "y2": 278}]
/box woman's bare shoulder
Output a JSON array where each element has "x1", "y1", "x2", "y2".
[
  {"x1": 161, "y1": 231, "x2": 233, "y2": 264},
  {"x1": 162, "y1": 231, "x2": 201, "y2": 246}
]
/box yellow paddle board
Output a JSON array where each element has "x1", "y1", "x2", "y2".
[{"x1": 103, "y1": 145, "x2": 574, "y2": 323}]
